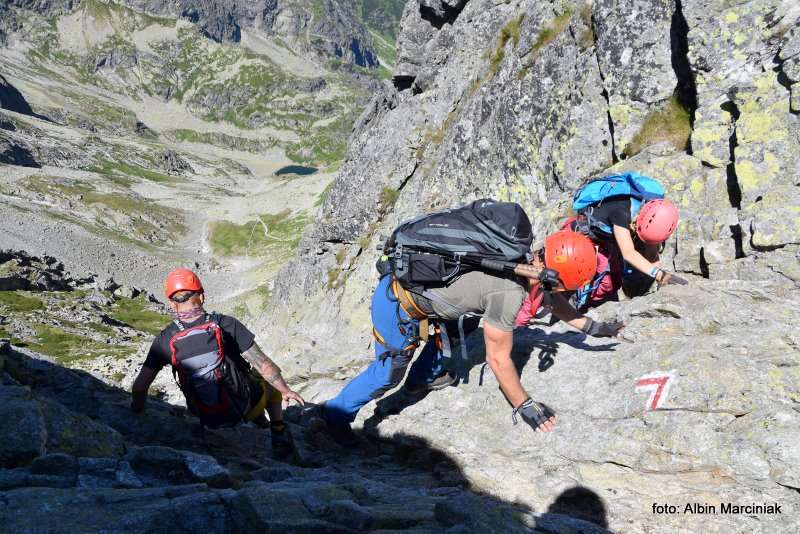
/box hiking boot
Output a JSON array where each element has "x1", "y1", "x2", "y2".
[
  {"x1": 318, "y1": 404, "x2": 360, "y2": 448},
  {"x1": 404, "y1": 371, "x2": 458, "y2": 395},
  {"x1": 250, "y1": 413, "x2": 270, "y2": 429},
  {"x1": 326, "y1": 422, "x2": 359, "y2": 448},
  {"x1": 271, "y1": 427, "x2": 295, "y2": 458}
]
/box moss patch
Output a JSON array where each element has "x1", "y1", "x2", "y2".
[
  {"x1": 285, "y1": 110, "x2": 357, "y2": 167},
  {"x1": 489, "y1": 13, "x2": 525, "y2": 77},
  {"x1": 531, "y1": 9, "x2": 573, "y2": 56},
  {"x1": 577, "y1": 3, "x2": 594, "y2": 50},
  {"x1": 88, "y1": 158, "x2": 180, "y2": 184},
  {"x1": 27, "y1": 325, "x2": 89, "y2": 363},
  {"x1": 224, "y1": 285, "x2": 272, "y2": 321},
  {"x1": 622, "y1": 95, "x2": 691, "y2": 158},
  {"x1": 208, "y1": 210, "x2": 310, "y2": 258},
  {"x1": 110, "y1": 296, "x2": 168, "y2": 336},
  {"x1": 23, "y1": 323, "x2": 130, "y2": 364},
  {"x1": 378, "y1": 187, "x2": 399, "y2": 212},
  {"x1": 0, "y1": 291, "x2": 44, "y2": 313}
]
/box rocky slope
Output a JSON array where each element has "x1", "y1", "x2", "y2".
[
  {"x1": 261, "y1": 0, "x2": 800, "y2": 531},
  {"x1": 0, "y1": 0, "x2": 404, "y2": 321},
  {"x1": 3, "y1": 340, "x2": 612, "y2": 533},
  {"x1": 0, "y1": 249, "x2": 606, "y2": 532},
  {"x1": 2, "y1": 0, "x2": 799, "y2": 531}
]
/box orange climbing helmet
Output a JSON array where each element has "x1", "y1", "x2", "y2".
[
  {"x1": 544, "y1": 230, "x2": 597, "y2": 290},
  {"x1": 636, "y1": 199, "x2": 679, "y2": 244},
  {"x1": 164, "y1": 268, "x2": 204, "y2": 299}
]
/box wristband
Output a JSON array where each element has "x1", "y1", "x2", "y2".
[
  {"x1": 648, "y1": 266, "x2": 660, "y2": 278},
  {"x1": 580, "y1": 317, "x2": 594, "y2": 334}
]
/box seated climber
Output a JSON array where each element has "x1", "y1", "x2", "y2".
[
  {"x1": 130, "y1": 268, "x2": 304, "y2": 457},
  {"x1": 567, "y1": 172, "x2": 688, "y2": 311},
  {"x1": 318, "y1": 199, "x2": 625, "y2": 447}
]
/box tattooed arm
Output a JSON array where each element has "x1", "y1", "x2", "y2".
[{"x1": 242, "y1": 343, "x2": 305, "y2": 405}]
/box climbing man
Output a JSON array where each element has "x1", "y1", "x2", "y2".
[
  {"x1": 566, "y1": 172, "x2": 688, "y2": 311},
  {"x1": 130, "y1": 268, "x2": 304, "y2": 457},
  {"x1": 319, "y1": 199, "x2": 625, "y2": 447}
]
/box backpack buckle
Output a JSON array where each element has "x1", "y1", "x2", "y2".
[{"x1": 394, "y1": 244, "x2": 404, "y2": 270}]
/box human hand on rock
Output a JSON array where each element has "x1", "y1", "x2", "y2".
[
  {"x1": 582, "y1": 318, "x2": 626, "y2": 338},
  {"x1": 512, "y1": 398, "x2": 557, "y2": 433},
  {"x1": 657, "y1": 270, "x2": 688, "y2": 287},
  {"x1": 283, "y1": 389, "x2": 305, "y2": 407}
]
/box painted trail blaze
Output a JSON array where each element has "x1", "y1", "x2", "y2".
[{"x1": 635, "y1": 372, "x2": 675, "y2": 410}]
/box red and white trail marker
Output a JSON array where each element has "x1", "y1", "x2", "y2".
[{"x1": 634, "y1": 372, "x2": 675, "y2": 410}]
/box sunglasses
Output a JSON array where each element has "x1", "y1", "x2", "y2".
[{"x1": 170, "y1": 291, "x2": 198, "y2": 303}]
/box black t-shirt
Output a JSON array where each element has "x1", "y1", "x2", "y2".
[
  {"x1": 589, "y1": 198, "x2": 632, "y2": 232},
  {"x1": 144, "y1": 314, "x2": 256, "y2": 373}
]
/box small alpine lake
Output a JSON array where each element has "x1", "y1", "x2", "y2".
[{"x1": 274, "y1": 165, "x2": 318, "y2": 176}]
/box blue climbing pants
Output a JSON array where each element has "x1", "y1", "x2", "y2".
[{"x1": 324, "y1": 276, "x2": 444, "y2": 426}]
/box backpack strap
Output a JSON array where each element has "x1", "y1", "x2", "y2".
[{"x1": 391, "y1": 278, "x2": 429, "y2": 341}]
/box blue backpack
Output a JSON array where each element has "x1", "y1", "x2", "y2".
[{"x1": 572, "y1": 172, "x2": 664, "y2": 238}]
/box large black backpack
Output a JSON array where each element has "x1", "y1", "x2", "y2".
[
  {"x1": 169, "y1": 313, "x2": 252, "y2": 428},
  {"x1": 380, "y1": 199, "x2": 533, "y2": 287}
]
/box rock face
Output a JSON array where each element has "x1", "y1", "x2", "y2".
[
  {"x1": 0, "y1": 342, "x2": 598, "y2": 533},
  {"x1": 261, "y1": 1, "x2": 800, "y2": 532},
  {"x1": 123, "y1": 0, "x2": 380, "y2": 67},
  {"x1": 0, "y1": 135, "x2": 39, "y2": 168},
  {"x1": 0, "y1": 74, "x2": 37, "y2": 117}
]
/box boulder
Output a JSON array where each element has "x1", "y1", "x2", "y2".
[
  {"x1": 158, "y1": 150, "x2": 193, "y2": 176},
  {"x1": 30, "y1": 453, "x2": 78, "y2": 478},
  {"x1": 0, "y1": 485, "x2": 227, "y2": 533},
  {"x1": 0, "y1": 136, "x2": 39, "y2": 168},
  {"x1": 77, "y1": 457, "x2": 143, "y2": 489},
  {"x1": 0, "y1": 386, "x2": 46, "y2": 467}
]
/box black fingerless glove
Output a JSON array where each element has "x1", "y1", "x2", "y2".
[
  {"x1": 661, "y1": 271, "x2": 689, "y2": 286},
  {"x1": 512, "y1": 398, "x2": 556, "y2": 431},
  {"x1": 581, "y1": 317, "x2": 624, "y2": 338}
]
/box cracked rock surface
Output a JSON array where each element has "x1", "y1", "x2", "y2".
[{"x1": 262, "y1": 1, "x2": 800, "y2": 532}]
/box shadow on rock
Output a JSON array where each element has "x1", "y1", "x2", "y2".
[
  {"x1": 539, "y1": 485, "x2": 610, "y2": 531},
  {"x1": 0, "y1": 344, "x2": 608, "y2": 533},
  {"x1": 0, "y1": 74, "x2": 52, "y2": 122},
  {"x1": 362, "y1": 323, "x2": 621, "y2": 429}
]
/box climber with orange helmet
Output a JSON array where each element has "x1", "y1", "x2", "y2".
[
  {"x1": 564, "y1": 173, "x2": 687, "y2": 312},
  {"x1": 130, "y1": 268, "x2": 304, "y2": 458},
  {"x1": 515, "y1": 230, "x2": 627, "y2": 337},
  {"x1": 318, "y1": 200, "x2": 624, "y2": 447}
]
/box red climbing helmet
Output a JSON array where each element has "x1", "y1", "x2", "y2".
[
  {"x1": 636, "y1": 199, "x2": 679, "y2": 244},
  {"x1": 544, "y1": 230, "x2": 597, "y2": 290},
  {"x1": 164, "y1": 268, "x2": 204, "y2": 299}
]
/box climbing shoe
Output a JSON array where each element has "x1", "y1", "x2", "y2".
[
  {"x1": 404, "y1": 371, "x2": 458, "y2": 395},
  {"x1": 326, "y1": 422, "x2": 360, "y2": 448},
  {"x1": 270, "y1": 421, "x2": 295, "y2": 458},
  {"x1": 318, "y1": 404, "x2": 360, "y2": 448}
]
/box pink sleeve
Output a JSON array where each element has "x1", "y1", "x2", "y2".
[{"x1": 514, "y1": 289, "x2": 536, "y2": 327}]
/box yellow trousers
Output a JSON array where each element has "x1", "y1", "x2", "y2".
[{"x1": 244, "y1": 373, "x2": 283, "y2": 421}]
